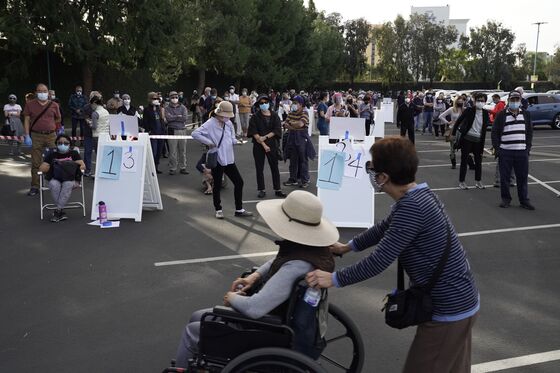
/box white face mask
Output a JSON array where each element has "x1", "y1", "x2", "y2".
[
  {"x1": 123, "y1": 99, "x2": 131, "y2": 105},
  {"x1": 37, "y1": 92, "x2": 49, "y2": 101},
  {"x1": 171, "y1": 98, "x2": 179, "y2": 104},
  {"x1": 369, "y1": 172, "x2": 385, "y2": 193},
  {"x1": 152, "y1": 100, "x2": 160, "y2": 106},
  {"x1": 475, "y1": 102, "x2": 484, "y2": 110},
  {"x1": 229, "y1": 89, "x2": 234, "y2": 94}
]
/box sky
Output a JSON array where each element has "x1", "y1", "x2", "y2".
[{"x1": 310, "y1": 0, "x2": 559, "y2": 54}]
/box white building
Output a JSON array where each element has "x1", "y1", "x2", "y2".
[{"x1": 411, "y1": 5, "x2": 468, "y2": 47}]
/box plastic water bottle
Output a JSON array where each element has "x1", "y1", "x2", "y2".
[
  {"x1": 303, "y1": 288, "x2": 321, "y2": 307},
  {"x1": 98, "y1": 201, "x2": 107, "y2": 224}
]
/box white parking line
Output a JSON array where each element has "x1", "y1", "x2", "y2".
[
  {"x1": 419, "y1": 158, "x2": 560, "y2": 168},
  {"x1": 471, "y1": 349, "x2": 560, "y2": 373},
  {"x1": 154, "y1": 223, "x2": 560, "y2": 267},
  {"x1": 528, "y1": 174, "x2": 560, "y2": 196}
]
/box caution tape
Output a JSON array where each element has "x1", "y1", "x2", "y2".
[
  {"x1": 0, "y1": 135, "x2": 25, "y2": 140},
  {"x1": 148, "y1": 135, "x2": 193, "y2": 140}
]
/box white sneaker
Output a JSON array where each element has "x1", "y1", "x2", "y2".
[
  {"x1": 458, "y1": 182, "x2": 468, "y2": 190},
  {"x1": 215, "y1": 210, "x2": 224, "y2": 219},
  {"x1": 475, "y1": 181, "x2": 485, "y2": 189}
]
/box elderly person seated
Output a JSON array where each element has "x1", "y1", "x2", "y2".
[
  {"x1": 39, "y1": 134, "x2": 85, "y2": 222},
  {"x1": 174, "y1": 190, "x2": 339, "y2": 368}
]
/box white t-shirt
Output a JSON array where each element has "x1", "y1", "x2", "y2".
[{"x1": 4, "y1": 104, "x2": 22, "y2": 116}]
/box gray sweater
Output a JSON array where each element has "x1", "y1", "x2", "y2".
[
  {"x1": 164, "y1": 104, "x2": 188, "y2": 130},
  {"x1": 228, "y1": 259, "x2": 313, "y2": 319}
]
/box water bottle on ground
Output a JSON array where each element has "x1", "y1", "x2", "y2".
[{"x1": 98, "y1": 201, "x2": 107, "y2": 224}]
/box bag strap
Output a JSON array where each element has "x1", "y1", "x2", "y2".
[
  {"x1": 216, "y1": 123, "x2": 226, "y2": 148},
  {"x1": 396, "y1": 192, "x2": 452, "y2": 292},
  {"x1": 30, "y1": 101, "x2": 53, "y2": 131}
]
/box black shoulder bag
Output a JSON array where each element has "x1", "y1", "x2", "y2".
[
  {"x1": 30, "y1": 101, "x2": 53, "y2": 132},
  {"x1": 383, "y1": 195, "x2": 452, "y2": 329},
  {"x1": 205, "y1": 124, "x2": 225, "y2": 169}
]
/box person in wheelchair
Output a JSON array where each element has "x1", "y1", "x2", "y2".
[
  {"x1": 39, "y1": 134, "x2": 85, "y2": 222},
  {"x1": 175, "y1": 190, "x2": 339, "y2": 369}
]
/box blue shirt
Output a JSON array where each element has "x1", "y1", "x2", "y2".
[
  {"x1": 192, "y1": 117, "x2": 237, "y2": 166},
  {"x1": 317, "y1": 102, "x2": 328, "y2": 128}
]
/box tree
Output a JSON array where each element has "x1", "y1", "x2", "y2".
[
  {"x1": 462, "y1": 21, "x2": 516, "y2": 85},
  {"x1": 343, "y1": 18, "x2": 370, "y2": 85},
  {"x1": 307, "y1": 12, "x2": 345, "y2": 87},
  {"x1": 547, "y1": 47, "x2": 560, "y2": 85},
  {"x1": 438, "y1": 49, "x2": 468, "y2": 81}
]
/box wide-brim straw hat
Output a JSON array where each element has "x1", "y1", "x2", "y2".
[
  {"x1": 257, "y1": 190, "x2": 339, "y2": 247},
  {"x1": 215, "y1": 100, "x2": 235, "y2": 118}
]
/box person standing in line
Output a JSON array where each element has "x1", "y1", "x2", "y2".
[
  {"x1": 491, "y1": 91, "x2": 534, "y2": 210},
  {"x1": 247, "y1": 94, "x2": 286, "y2": 199},
  {"x1": 198, "y1": 87, "x2": 211, "y2": 123},
  {"x1": 192, "y1": 101, "x2": 253, "y2": 219},
  {"x1": 306, "y1": 137, "x2": 479, "y2": 373},
  {"x1": 433, "y1": 92, "x2": 447, "y2": 138},
  {"x1": 106, "y1": 90, "x2": 123, "y2": 114},
  {"x1": 325, "y1": 92, "x2": 349, "y2": 126},
  {"x1": 439, "y1": 97, "x2": 465, "y2": 169},
  {"x1": 203, "y1": 88, "x2": 218, "y2": 122},
  {"x1": 226, "y1": 85, "x2": 240, "y2": 138},
  {"x1": 23, "y1": 83, "x2": 61, "y2": 196},
  {"x1": 359, "y1": 94, "x2": 375, "y2": 136},
  {"x1": 396, "y1": 96, "x2": 416, "y2": 144},
  {"x1": 68, "y1": 85, "x2": 87, "y2": 142},
  {"x1": 283, "y1": 96, "x2": 315, "y2": 188},
  {"x1": 86, "y1": 97, "x2": 110, "y2": 176},
  {"x1": 238, "y1": 88, "x2": 252, "y2": 138},
  {"x1": 316, "y1": 92, "x2": 329, "y2": 136},
  {"x1": 413, "y1": 91, "x2": 424, "y2": 131},
  {"x1": 488, "y1": 93, "x2": 514, "y2": 188},
  {"x1": 422, "y1": 90, "x2": 434, "y2": 135},
  {"x1": 346, "y1": 96, "x2": 359, "y2": 118},
  {"x1": 165, "y1": 91, "x2": 189, "y2": 175},
  {"x1": 190, "y1": 90, "x2": 201, "y2": 127},
  {"x1": 452, "y1": 92, "x2": 490, "y2": 190},
  {"x1": 143, "y1": 92, "x2": 166, "y2": 174},
  {"x1": 3, "y1": 94, "x2": 24, "y2": 155}
]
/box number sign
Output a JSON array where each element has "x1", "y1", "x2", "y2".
[
  {"x1": 317, "y1": 150, "x2": 345, "y2": 190},
  {"x1": 99, "y1": 146, "x2": 122, "y2": 180}
]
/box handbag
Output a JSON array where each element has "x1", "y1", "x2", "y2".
[
  {"x1": 205, "y1": 124, "x2": 226, "y2": 169},
  {"x1": 52, "y1": 160, "x2": 79, "y2": 182},
  {"x1": 383, "y1": 197, "x2": 452, "y2": 329},
  {"x1": 452, "y1": 127, "x2": 464, "y2": 150}
]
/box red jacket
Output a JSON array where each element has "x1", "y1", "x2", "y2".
[{"x1": 489, "y1": 101, "x2": 505, "y2": 123}]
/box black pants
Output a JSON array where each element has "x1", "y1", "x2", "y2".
[
  {"x1": 459, "y1": 139, "x2": 483, "y2": 182},
  {"x1": 400, "y1": 121, "x2": 415, "y2": 144},
  {"x1": 253, "y1": 143, "x2": 281, "y2": 191},
  {"x1": 434, "y1": 121, "x2": 445, "y2": 137},
  {"x1": 499, "y1": 149, "x2": 529, "y2": 203},
  {"x1": 365, "y1": 119, "x2": 372, "y2": 136},
  {"x1": 211, "y1": 163, "x2": 244, "y2": 211}
]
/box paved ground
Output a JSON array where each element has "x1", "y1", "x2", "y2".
[{"x1": 1, "y1": 123, "x2": 559, "y2": 372}]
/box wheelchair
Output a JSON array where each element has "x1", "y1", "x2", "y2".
[{"x1": 163, "y1": 268, "x2": 364, "y2": 373}]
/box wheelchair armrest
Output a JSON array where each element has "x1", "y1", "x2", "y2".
[{"x1": 212, "y1": 306, "x2": 283, "y2": 325}]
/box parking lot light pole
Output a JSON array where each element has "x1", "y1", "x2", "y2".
[{"x1": 531, "y1": 22, "x2": 547, "y2": 89}]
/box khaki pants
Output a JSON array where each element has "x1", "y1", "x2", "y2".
[
  {"x1": 403, "y1": 313, "x2": 477, "y2": 373},
  {"x1": 168, "y1": 129, "x2": 187, "y2": 171},
  {"x1": 31, "y1": 132, "x2": 56, "y2": 188}
]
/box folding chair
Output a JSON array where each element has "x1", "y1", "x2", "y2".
[{"x1": 39, "y1": 170, "x2": 86, "y2": 220}]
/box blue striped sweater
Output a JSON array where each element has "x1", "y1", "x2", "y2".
[{"x1": 334, "y1": 183, "x2": 479, "y2": 322}]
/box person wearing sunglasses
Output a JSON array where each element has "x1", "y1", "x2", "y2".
[
  {"x1": 451, "y1": 92, "x2": 490, "y2": 190},
  {"x1": 306, "y1": 137, "x2": 479, "y2": 373},
  {"x1": 39, "y1": 134, "x2": 85, "y2": 222}
]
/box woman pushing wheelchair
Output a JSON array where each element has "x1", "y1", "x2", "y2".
[{"x1": 174, "y1": 190, "x2": 339, "y2": 369}]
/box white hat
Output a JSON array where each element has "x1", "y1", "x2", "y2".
[
  {"x1": 257, "y1": 190, "x2": 339, "y2": 247},
  {"x1": 215, "y1": 101, "x2": 235, "y2": 118}
]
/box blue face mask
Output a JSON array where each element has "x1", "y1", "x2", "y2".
[
  {"x1": 259, "y1": 103, "x2": 270, "y2": 111},
  {"x1": 509, "y1": 101, "x2": 520, "y2": 110},
  {"x1": 57, "y1": 144, "x2": 70, "y2": 153}
]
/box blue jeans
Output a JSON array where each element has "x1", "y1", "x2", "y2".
[
  {"x1": 423, "y1": 111, "x2": 433, "y2": 133},
  {"x1": 499, "y1": 149, "x2": 529, "y2": 203},
  {"x1": 151, "y1": 139, "x2": 164, "y2": 167},
  {"x1": 317, "y1": 121, "x2": 329, "y2": 136},
  {"x1": 83, "y1": 136, "x2": 95, "y2": 173},
  {"x1": 414, "y1": 114, "x2": 421, "y2": 130}
]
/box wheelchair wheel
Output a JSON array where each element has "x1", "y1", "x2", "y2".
[
  {"x1": 222, "y1": 347, "x2": 327, "y2": 373},
  {"x1": 319, "y1": 303, "x2": 365, "y2": 373}
]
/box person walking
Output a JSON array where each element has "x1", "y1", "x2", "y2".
[
  {"x1": 359, "y1": 94, "x2": 375, "y2": 136},
  {"x1": 165, "y1": 91, "x2": 189, "y2": 175},
  {"x1": 143, "y1": 92, "x2": 166, "y2": 174},
  {"x1": 452, "y1": 92, "x2": 490, "y2": 189},
  {"x1": 396, "y1": 96, "x2": 415, "y2": 144},
  {"x1": 247, "y1": 95, "x2": 286, "y2": 199},
  {"x1": 306, "y1": 137, "x2": 479, "y2": 373},
  {"x1": 439, "y1": 97, "x2": 465, "y2": 169},
  {"x1": 23, "y1": 83, "x2": 61, "y2": 196},
  {"x1": 3, "y1": 94, "x2": 24, "y2": 155},
  {"x1": 68, "y1": 85, "x2": 87, "y2": 142},
  {"x1": 491, "y1": 91, "x2": 534, "y2": 210},
  {"x1": 192, "y1": 101, "x2": 253, "y2": 219},
  {"x1": 283, "y1": 96, "x2": 316, "y2": 188}
]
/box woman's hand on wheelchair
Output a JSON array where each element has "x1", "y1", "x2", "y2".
[
  {"x1": 230, "y1": 272, "x2": 261, "y2": 293},
  {"x1": 306, "y1": 270, "x2": 334, "y2": 289},
  {"x1": 329, "y1": 242, "x2": 351, "y2": 257}
]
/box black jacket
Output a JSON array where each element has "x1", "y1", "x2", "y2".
[
  {"x1": 396, "y1": 103, "x2": 415, "y2": 127},
  {"x1": 247, "y1": 111, "x2": 282, "y2": 146},
  {"x1": 491, "y1": 108, "x2": 532, "y2": 152},
  {"x1": 452, "y1": 107, "x2": 490, "y2": 144}
]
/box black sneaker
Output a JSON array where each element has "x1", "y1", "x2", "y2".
[
  {"x1": 180, "y1": 169, "x2": 189, "y2": 175},
  {"x1": 50, "y1": 210, "x2": 59, "y2": 222},
  {"x1": 156, "y1": 169, "x2": 162, "y2": 174},
  {"x1": 275, "y1": 190, "x2": 287, "y2": 198},
  {"x1": 520, "y1": 202, "x2": 535, "y2": 211},
  {"x1": 257, "y1": 190, "x2": 266, "y2": 198},
  {"x1": 169, "y1": 170, "x2": 176, "y2": 175},
  {"x1": 27, "y1": 187, "x2": 39, "y2": 196},
  {"x1": 58, "y1": 210, "x2": 68, "y2": 221},
  {"x1": 299, "y1": 182, "x2": 309, "y2": 188},
  {"x1": 283, "y1": 179, "x2": 298, "y2": 186},
  {"x1": 499, "y1": 201, "x2": 511, "y2": 208},
  {"x1": 234, "y1": 210, "x2": 254, "y2": 217}
]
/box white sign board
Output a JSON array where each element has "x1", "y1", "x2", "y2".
[
  {"x1": 329, "y1": 117, "x2": 366, "y2": 141},
  {"x1": 316, "y1": 135, "x2": 375, "y2": 228},
  {"x1": 109, "y1": 114, "x2": 139, "y2": 137},
  {"x1": 91, "y1": 133, "x2": 162, "y2": 222}
]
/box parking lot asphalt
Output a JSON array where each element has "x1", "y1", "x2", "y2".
[{"x1": 1, "y1": 123, "x2": 559, "y2": 372}]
